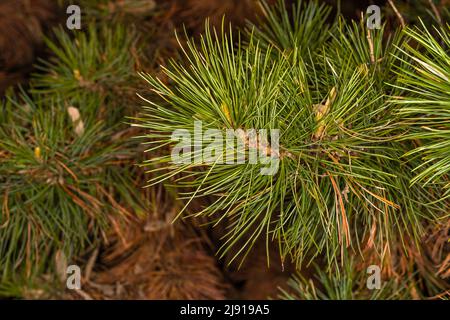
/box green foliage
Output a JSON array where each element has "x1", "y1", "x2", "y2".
[
  {"x1": 32, "y1": 24, "x2": 141, "y2": 124},
  {"x1": 135, "y1": 10, "x2": 445, "y2": 269},
  {"x1": 279, "y1": 259, "x2": 413, "y2": 300},
  {"x1": 392, "y1": 23, "x2": 450, "y2": 198},
  {"x1": 248, "y1": 0, "x2": 335, "y2": 53},
  {"x1": 1, "y1": 0, "x2": 448, "y2": 300},
  {"x1": 325, "y1": 20, "x2": 407, "y2": 90},
  {"x1": 0, "y1": 19, "x2": 150, "y2": 291},
  {"x1": 0, "y1": 94, "x2": 143, "y2": 284}
]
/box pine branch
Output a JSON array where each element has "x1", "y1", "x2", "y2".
[
  {"x1": 391, "y1": 22, "x2": 450, "y2": 198},
  {"x1": 279, "y1": 258, "x2": 416, "y2": 300},
  {"x1": 135, "y1": 14, "x2": 444, "y2": 269},
  {"x1": 31, "y1": 24, "x2": 142, "y2": 124},
  {"x1": 0, "y1": 93, "x2": 147, "y2": 285},
  {"x1": 247, "y1": 0, "x2": 335, "y2": 53}
]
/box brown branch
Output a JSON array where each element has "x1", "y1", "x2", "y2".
[
  {"x1": 235, "y1": 129, "x2": 294, "y2": 160},
  {"x1": 427, "y1": 0, "x2": 443, "y2": 26},
  {"x1": 388, "y1": 0, "x2": 406, "y2": 28},
  {"x1": 367, "y1": 29, "x2": 375, "y2": 64}
]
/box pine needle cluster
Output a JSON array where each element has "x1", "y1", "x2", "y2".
[
  {"x1": 135, "y1": 0, "x2": 449, "y2": 288},
  {"x1": 392, "y1": 22, "x2": 450, "y2": 198},
  {"x1": 0, "y1": 17, "x2": 148, "y2": 291}
]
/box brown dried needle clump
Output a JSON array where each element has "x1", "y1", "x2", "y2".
[
  {"x1": 63, "y1": 188, "x2": 228, "y2": 300},
  {"x1": 169, "y1": 0, "x2": 276, "y2": 32},
  {"x1": 0, "y1": 0, "x2": 59, "y2": 93}
]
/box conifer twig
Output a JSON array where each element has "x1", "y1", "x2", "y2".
[{"x1": 367, "y1": 29, "x2": 375, "y2": 64}]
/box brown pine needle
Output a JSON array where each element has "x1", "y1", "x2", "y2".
[
  {"x1": 388, "y1": 0, "x2": 406, "y2": 27},
  {"x1": 427, "y1": 0, "x2": 443, "y2": 26},
  {"x1": 1, "y1": 189, "x2": 10, "y2": 229},
  {"x1": 327, "y1": 171, "x2": 350, "y2": 247}
]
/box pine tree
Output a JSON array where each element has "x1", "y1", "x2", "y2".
[
  {"x1": 1, "y1": 0, "x2": 449, "y2": 300},
  {"x1": 0, "y1": 11, "x2": 149, "y2": 295},
  {"x1": 135, "y1": 0, "x2": 449, "y2": 297},
  {"x1": 0, "y1": 93, "x2": 142, "y2": 283}
]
